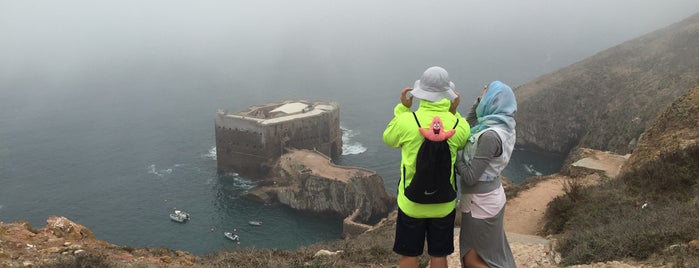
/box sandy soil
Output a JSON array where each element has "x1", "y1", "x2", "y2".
[
  {"x1": 504, "y1": 176, "x2": 566, "y2": 235},
  {"x1": 441, "y1": 150, "x2": 637, "y2": 267},
  {"x1": 445, "y1": 177, "x2": 565, "y2": 267}
]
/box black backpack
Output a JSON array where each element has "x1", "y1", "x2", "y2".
[{"x1": 403, "y1": 112, "x2": 458, "y2": 204}]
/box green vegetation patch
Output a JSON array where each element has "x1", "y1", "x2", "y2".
[
  {"x1": 201, "y1": 220, "x2": 400, "y2": 268},
  {"x1": 622, "y1": 143, "x2": 699, "y2": 202},
  {"x1": 38, "y1": 253, "x2": 114, "y2": 268},
  {"x1": 544, "y1": 178, "x2": 699, "y2": 266}
]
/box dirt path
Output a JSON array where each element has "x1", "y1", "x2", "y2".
[
  {"x1": 504, "y1": 176, "x2": 566, "y2": 235},
  {"x1": 445, "y1": 177, "x2": 565, "y2": 267},
  {"x1": 441, "y1": 149, "x2": 634, "y2": 267}
]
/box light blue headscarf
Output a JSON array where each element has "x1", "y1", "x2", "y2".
[{"x1": 471, "y1": 81, "x2": 517, "y2": 134}]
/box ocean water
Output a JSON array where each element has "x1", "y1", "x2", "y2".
[
  {"x1": 2, "y1": 0, "x2": 698, "y2": 256},
  {"x1": 0, "y1": 91, "x2": 562, "y2": 255}
]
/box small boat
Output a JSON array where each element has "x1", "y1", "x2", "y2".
[
  {"x1": 169, "y1": 210, "x2": 191, "y2": 223},
  {"x1": 248, "y1": 221, "x2": 262, "y2": 226},
  {"x1": 224, "y1": 232, "x2": 239, "y2": 241}
]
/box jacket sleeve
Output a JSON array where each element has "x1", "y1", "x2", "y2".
[{"x1": 382, "y1": 103, "x2": 411, "y2": 148}]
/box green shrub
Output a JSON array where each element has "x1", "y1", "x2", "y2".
[
  {"x1": 622, "y1": 144, "x2": 699, "y2": 201},
  {"x1": 542, "y1": 194, "x2": 576, "y2": 234},
  {"x1": 38, "y1": 253, "x2": 113, "y2": 268},
  {"x1": 291, "y1": 259, "x2": 334, "y2": 268},
  {"x1": 199, "y1": 215, "x2": 400, "y2": 267},
  {"x1": 549, "y1": 187, "x2": 699, "y2": 266},
  {"x1": 369, "y1": 244, "x2": 391, "y2": 258},
  {"x1": 653, "y1": 241, "x2": 699, "y2": 267}
]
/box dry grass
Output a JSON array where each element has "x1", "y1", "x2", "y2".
[
  {"x1": 544, "y1": 173, "x2": 699, "y2": 266},
  {"x1": 38, "y1": 253, "x2": 114, "y2": 268},
  {"x1": 199, "y1": 215, "x2": 400, "y2": 268}
]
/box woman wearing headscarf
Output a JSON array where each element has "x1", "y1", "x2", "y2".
[{"x1": 455, "y1": 81, "x2": 517, "y2": 268}]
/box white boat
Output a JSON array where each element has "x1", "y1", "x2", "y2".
[
  {"x1": 248, "y1": 221, "x2": 262, "y2": 226},
  {"x1": 169, "y1": 210, "x2": 191, "y2": 223},
  {"x1": 224, "y1": 232, "x2": 239, "y2": 241},
  {"x1": 523, "y1": 164, "x2": 543, "y2": 176}
]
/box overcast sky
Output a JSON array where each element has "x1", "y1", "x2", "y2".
[{"x1": 2, "y1": 0, "x2": 699, "y2": 101}]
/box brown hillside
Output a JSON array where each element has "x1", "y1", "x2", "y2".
[
  {"x1": 515, "y1": 11, "x2": 699, "y2": 154},
  {"x1": 541, "y1": 85, "x2": 699, "y2": 266},
  {"x1": 618, "y1": 85, "x2": 699, "y2": 200}
]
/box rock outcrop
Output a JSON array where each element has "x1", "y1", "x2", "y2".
[
  {"x1": 504, "y1": 147, "x2": 629, "y2": 236},
  {"x1": 617, "y1": 85, "x2": 699, "y2": 200},
  {"x1": 245, "y1": 149, "x2": 396, "y2": 237},
  {"x1": 559, "y1": 147, "x2": 630, "y2": 179},
  {"x1": 515, "y1": 11, "x2": 699, "y2": 154},
  {"x1": 0, "y1": 216, "x2": 198, "y2": 267}
]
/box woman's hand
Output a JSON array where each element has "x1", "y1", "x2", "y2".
[
  {"x1": 477, "y1": 84, "x2": 488, "y2": 103},
  {"x1": 400, "y1": 87, "x2": 413, "y2": 108}
]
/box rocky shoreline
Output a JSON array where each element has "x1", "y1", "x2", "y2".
[
  {"x1": 0, "y1": 216, "x2": 199, "y2": 267},
  {"x1": 244, "y1": 149, "x2": 396, "y2": 238},
  {"x1": 0, "y1": 148, "x2": 634, "y2": 268}
]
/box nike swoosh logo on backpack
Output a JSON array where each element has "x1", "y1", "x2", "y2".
[{"x1": 424, "y1": 190, "x2": 438, "y2": 195}]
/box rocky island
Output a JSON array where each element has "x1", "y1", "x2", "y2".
[
  {"x1": 245, "y1": 149, "x2": 395, "y2": 238},
  {"x1": 216, "y1": 100, "x2": 395, "y2": 237}
]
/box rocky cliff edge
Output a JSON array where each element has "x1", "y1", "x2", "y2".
[
  {"x1": 618, "y1": 85, "x2": 699, "y2": 201},
  {"x1": 245, "y1": 149, "x2": 396, "y2": 238},
  {"x1": 515, "y1": 11, "x2": 699, "y2": 154},
  {"x1": 0, "y1": 216, "x2": 198, "y2": 267}
]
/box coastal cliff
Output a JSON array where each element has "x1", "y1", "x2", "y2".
[
  {"x1": 515, "y1": 11, "x2": 699, "y2": 154},
  {"x1": 536, "y1": 85, "x2": 699, "y2": 266},
  {"x1": 0, "y1": 216, "x2": 198, "y2": 267},
  {"x1": 4, "y1": 12, "x2": 699, "y2": 268},
  {"x1": 617, "y1": 85, "x2": 699, "y2": 200},
  {"x1": 245, "y1": 149, "x2": 396, "y2": 237},
  {"x1": 4, "y1": 88, "x2": 695, "y2": 268}
]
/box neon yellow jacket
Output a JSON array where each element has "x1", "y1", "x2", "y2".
[{"x1": 383, "y1": 99, "x2": 470, "y2": 218}]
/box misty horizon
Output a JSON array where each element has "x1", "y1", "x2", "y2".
[
  {"x1": 2, "y1": 0, "x2": 699, "y2": 254},
  {"x1": 3, "y1": 1, "x2": 699, "y2": 100}
]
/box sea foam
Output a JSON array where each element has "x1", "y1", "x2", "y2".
[
  {"x1": 219, "y1": 172, "x2": 256, "y2": 190},
  {"x1": 341, "y1": 127, "x2": 367, "y2": 155},
  {"x1": 204, "y1": 146, "x2": 217, "y2": 160},
  {"x1": 147, "y1": 164, "x2": 174, "y2": 177}
]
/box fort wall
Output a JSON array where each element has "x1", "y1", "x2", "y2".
[{"x1": 215, "y1": 100, "x2": 342, "y2": 177}]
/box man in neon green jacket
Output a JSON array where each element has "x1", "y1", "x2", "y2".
[{"x1": 383, "y1": 66, "x2": 470, "y2": 268}]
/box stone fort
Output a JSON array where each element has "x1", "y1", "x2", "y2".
[{"x1": 215, "y1": 100, "x2": 342, "y2": 177}]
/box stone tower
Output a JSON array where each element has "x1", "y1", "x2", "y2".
[{"x1": 215, "y1": 100, "x2": 342, "y2": 178}]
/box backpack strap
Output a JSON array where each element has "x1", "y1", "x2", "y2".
[
  {"x1": 412, "y1": 112, "x2": 421, "y2": 128},
  {"x1": 449, "y1": 118, "x2": 459, "y2": 187},
  {"x1": 407, "y1": 112, "x2": 421, "y2": 194},
  {"x1": 407, "y1": 112, "x2": 419, "y2": 193},
  {"x1": 413, "y1": 112, "x2": 460, "y2": 130}
]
